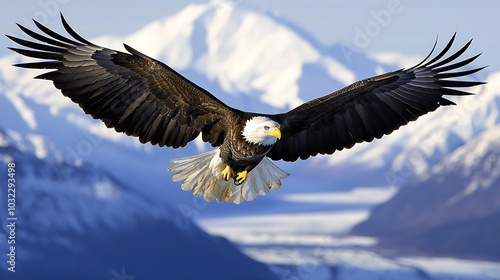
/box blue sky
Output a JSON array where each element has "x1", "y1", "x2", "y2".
[{"x1": 1, "y1": 0, "x2": 498, "y2": 71}]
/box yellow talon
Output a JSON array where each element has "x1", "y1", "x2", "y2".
[
  {"x1": 236, "y1": 170, "x2": 248, "y2": 184},
  {"x1": 222, "y1": 165, "x2": 234, "y2": 181}
]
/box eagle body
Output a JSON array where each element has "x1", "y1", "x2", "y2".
[
  {"x1": 219, "y1": 131, "x2": 271, "y2": 175},
  {"x1": 8, "y1": 14, "x2": 485, "y2": 203}
]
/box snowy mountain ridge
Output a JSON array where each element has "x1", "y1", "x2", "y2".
[{"x1": 351, "y1": 124, "x2": 500, "y2": 262}]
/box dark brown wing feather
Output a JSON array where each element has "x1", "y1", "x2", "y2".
[
  {"x1": 267, "y1": 34, "x2": 485, "y2": 162},
  {"x1": 8, "y1": 14, "x2": 240, "y2": 148}
]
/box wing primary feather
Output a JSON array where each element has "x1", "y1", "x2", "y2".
[
  {"x1": 59, "y1": 13, "x2": 95, "y2": 45},
  {"x1": 438, "y1": 97, "x2": 456, "y2": 106},
  {"x1": 15, "y1": 23, "x2": 71, "y2": 48},
  {"x1": 14, "y1": 61, "x2": 62, "y2": 69},
  {"x1": 34, "y1": 71, "x2": 60, "y2": 80},
  {"x1": 5, "y1": 35, "x2": 66, "y2": 53},
  {"x1": 435, "y1": 66, "x2": 486, "y2": 79},
  {"x1": 407, "y1": 79, "x2": 439, "y2": 89},
  {"x1": 422, "y1": 33, "x2": 456, "y2": 66},
  {"x1": 407, "y1": 36, "x2": 440, "y2": 70},
  {"x1": 440, "y1": 87, "x2": 477, "y2": 96},
  {"x1": 32, "y1": 19, "x2": 81, "y2": 46},
  {"x1": 433, "y1": 54, "x2": 482, "y2": 73},
  {"x1": 427, "y1": 38, "x2": 472, "y2": 68},
  {"x1": 8, "y1": 47, "x2": 61, "y2": 60},
  {"x1": 437, "y1": 80, "x2": 485, "y2": 88}
]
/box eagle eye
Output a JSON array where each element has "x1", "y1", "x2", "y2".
[{"x1": 264, "y1": 125, "x2": 270, "y2": 130}]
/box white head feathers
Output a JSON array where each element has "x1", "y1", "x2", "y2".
[{"x1": 242, "y1": 116, "x2": 281, "y2": 146}]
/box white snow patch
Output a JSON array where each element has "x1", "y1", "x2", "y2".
[
  {"x1": 374, "y1": 65, "x2": 386, "y2": 75},
  {"x1": 5, "y1": 90, "x2": 37, "y2": 129},
  {"x1": 6, "y1": 130, "x2": 27, "y2": 151},
  {"x1": 399, "y1": 257, "x2": 500, "y2": 278},
  {"x1": 0, "y1": 132, "x2": 10, "y2": 147},
  {"x1": 225, "y1": 233, "x2": 376, "y2": 247},
  {"x1": 199, "y1": 210, "x2": 369, "y2": 238},
  {"x1": 321, "y1": 56, "x2": 356, "y2": 85},
  {"x1": 27, "y1": 134, "x2": 47, "y2": 159},
  {"x1": 0, "y1": 154, "x2": 14, "y2": 164},
  {"x1": 369, "y1": 51, "x2": 422, "y2": 69},
  {"x1": 93, "y1": 182, "x2": 118, "y2": 200},
  {"x1": 247, "y1": 247, "x2": 415, "y2": 271},
  {"x1": 65, "y1": 113, "x2": 124, "y2": 144},
  {"x1": 281, "y1": 186, "x2": 397, "y2": 204}
]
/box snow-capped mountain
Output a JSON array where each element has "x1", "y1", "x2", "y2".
[
  {"x1": 0, "y1": 128, "x2": 277, "y2": 280},
  {"x1": 351, "y1": 125, "x2": 500, "y2": 261}
]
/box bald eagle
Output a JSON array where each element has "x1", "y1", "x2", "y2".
[{"x1": 8, "y1": 15, "x2": 485, "y2": 203}]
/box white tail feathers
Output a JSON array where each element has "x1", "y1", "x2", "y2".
[{"x1": 168, "y1": 149, "x2": 289, "y2": 204}]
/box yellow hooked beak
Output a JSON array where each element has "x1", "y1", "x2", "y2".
[{"x1": 266, "y1": 126, "x2": 281, "y2": 140}]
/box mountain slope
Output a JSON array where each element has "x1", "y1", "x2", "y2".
[
  {"x1": 0, "y1": 129, "x2": 277, "y2": 279},
  {"x1": 350, "y1": 125, "x2": 500, "y2": 261}
]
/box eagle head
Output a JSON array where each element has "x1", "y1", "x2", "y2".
[{"x1": 242, "y1": 116, "x2": 281, "y2": 146}]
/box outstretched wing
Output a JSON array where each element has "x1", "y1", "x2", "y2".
[
  {"x1": 8, "y1": 14, "x2": 239, "y2": 148},
  {"x1": 267, "y1": 35, "x2": 485, "y2": 162}
]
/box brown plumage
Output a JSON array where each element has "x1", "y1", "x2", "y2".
[{"x1": 7, "y1": 14, "x2": 485, "y2": 203}]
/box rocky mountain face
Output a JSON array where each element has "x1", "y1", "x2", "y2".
[{"x1": 351, "y1": 126, "x2": 500, "y2": 261}]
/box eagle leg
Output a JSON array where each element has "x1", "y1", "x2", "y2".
[
  {"x1": 222, "y1": 165, "x2": 234, "y2": 181},
  {"x1": 235, "y1": 170, "x2": 248, "y2": 185}
]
